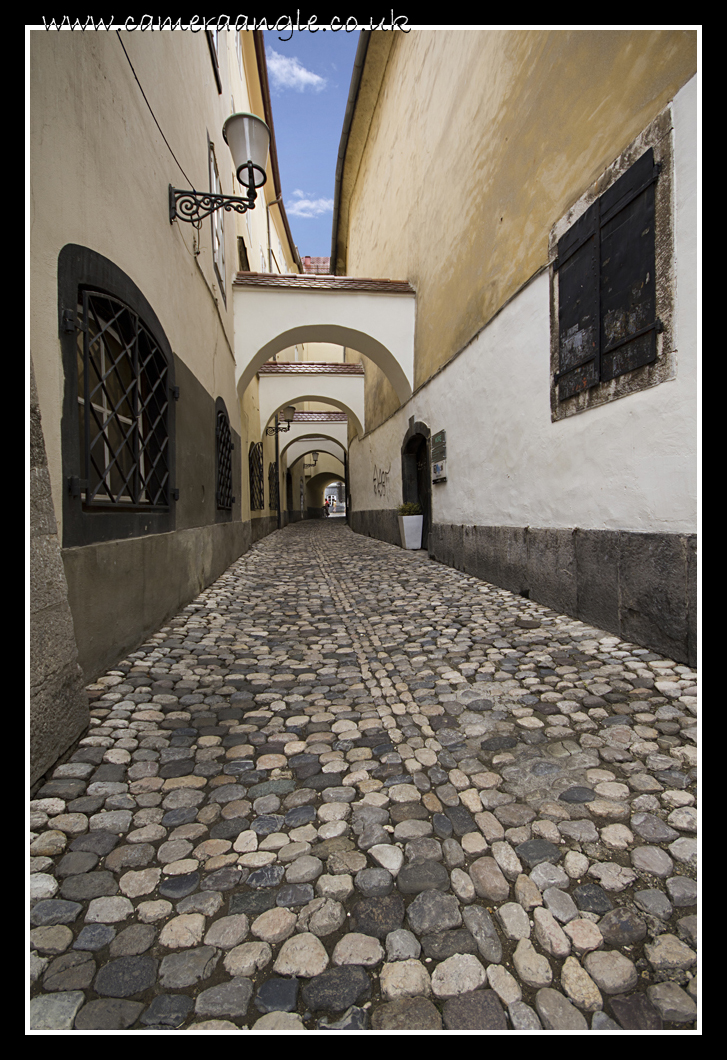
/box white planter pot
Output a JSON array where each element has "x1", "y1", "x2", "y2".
[{"x1": 398, "y1": 514, "x2": 424, "y2": 549}]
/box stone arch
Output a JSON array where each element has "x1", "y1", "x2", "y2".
[
  {"x1": 262, "y1": 390, "x2": 363, "y2": 437},
  {"x1": 281, "y1": 436, "x2": 346, "y2": 465},
  {"x1": 306, "y1": 468, "x2": 346, "y2": 515},
  {"x1": 237, "y1": 324, "x2": 412, "y2": 405}
]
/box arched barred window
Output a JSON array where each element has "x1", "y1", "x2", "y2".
[
  {"x1": 59, "y1": 245, "x2": 177, "y2": 548},
  {"x1": 76, "y1": 290, "x2": 170, "y2": 508},
  {"x1": 248, "y1": 442, "x2": 264, "y2": 510},
  {"x1": 215, "y1": 404, "x2": 234, "y2": 510}
]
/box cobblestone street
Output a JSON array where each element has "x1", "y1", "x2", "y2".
[{"x1": 29, "y1": 520, "x2": 698, "y2": 1031}]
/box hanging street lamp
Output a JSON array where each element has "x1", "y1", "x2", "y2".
[{"x1": 169, "y1": 112, "x2": 270, "y2": 227}]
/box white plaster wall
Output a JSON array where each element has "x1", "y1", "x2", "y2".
[
  {"x1": 350, "y1": 77, "x2": 697, "y2": 535},
  {"x1": 233, "y1": 287, "x2": 415, "y2": 399},
  {"x1": 278, "y1": 420, "x2": 348, "y2": 453},
  {"x1": 258, "y1": 373, "x2": 365, "y2": 435},
  {"x1": 350, "y1": 432, "x2": 403, "y2": 511},
  {"x1": 284, "y1": 440, "x2": 346, "y2": 465}
]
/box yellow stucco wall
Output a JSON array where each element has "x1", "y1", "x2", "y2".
[
  {"x1": 30, "y1": 29, "x2": 299, "y2": 529},
  {"x1": 341, "y1": 29, "x2": 697, "y2": 431}
]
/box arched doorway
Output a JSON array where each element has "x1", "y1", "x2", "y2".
[{"x1": 401, "y1": 420, "x2": 431, "y2": 551}]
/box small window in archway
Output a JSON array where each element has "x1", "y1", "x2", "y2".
[{"x1": 216, "y1": 408, "x2": 234, "y2": 510}]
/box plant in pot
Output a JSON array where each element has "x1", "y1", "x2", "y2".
[{"x1": 396, "y1": 501, "x2": 424, "y2": 550}]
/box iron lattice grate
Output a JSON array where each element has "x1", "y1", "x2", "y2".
[
  {"x1": 78, "y1": 291, "x2": 169, "y2": 507},
  {"x1": 216, "y1": 409, "x2": 234, "y2": 509}
]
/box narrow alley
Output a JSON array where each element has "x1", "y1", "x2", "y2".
[{"x1": 29, "y1": 521, "x2": 698, "y2": 1031}]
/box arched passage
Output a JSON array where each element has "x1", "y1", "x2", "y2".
[
  {"x1": 260, "y1": 386, "x2": 363, "y2": 437},
  {"x1": 282, "y1": 437, "x2": 346, "y2": 465},
  {"x1": 233, "y1": 276, "x2": 415, "y2": 404},
  {"x1": 306, "y1": 468, "x2": 346, "y2": 515},
  {"x1": 276, "y1": 418, "x2": 349, "y2": 454}
]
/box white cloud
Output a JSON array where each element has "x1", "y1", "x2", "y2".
[
  {"x1": 266, "y1": 49, "x2": 326, "y2": 93},
  {"x1": 286, "y1": 191, "x2": 334, "y2": 218}
]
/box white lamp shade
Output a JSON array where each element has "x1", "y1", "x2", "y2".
[
  {"x1": 281, "y1": 405, "x2": 296, "y2": 422},
  {"x1": 223, "y1": 113, "x2": 270, "y2": 188},
  {"x1": 311, "y1": 452, "x2": 319, "y2": 462}
]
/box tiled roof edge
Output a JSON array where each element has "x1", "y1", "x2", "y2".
[
  {"x1": 258, "y1": 363, "x2": 364, "y2": 374},
  {"x1": 233, "y1": 272, "x2": 414, "y2": 294}
]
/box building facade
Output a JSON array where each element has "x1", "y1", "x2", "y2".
[
  {"x1": 29, "y1": 29, "x2": 300, "y2": 782},
  {"x1": 28, "y1": 27, "x2": 699, "y2": 783},
  {"x1": 334, "y1": 30, "x2": 698, "y2": 666}
]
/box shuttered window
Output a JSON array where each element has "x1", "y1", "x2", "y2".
[{"x1": 555, "y1": 149, "x2": 660, "y2": 403}]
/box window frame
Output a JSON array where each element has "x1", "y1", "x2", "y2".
[
  {"x1": 215, "y1": 398, "x2": 235, "y2": 512},
  {"x1": 549, "y1": 106, "x2": 675, "y2": 422},
  {"x1": 249, "y1": 441, "x2": 264, "y2": 510},
  {"x1": 76, "y1": 290, "x2": 171, "y2": 510},
  {"x1": 58, "y1": 245, "x2": 177, "y2": 548},
  {"x1": 206, "y1": 29, "x2": 223, "y2": 94},
  {"x1": 208, "y1": 138, "x2": 227, "y2": 302}
]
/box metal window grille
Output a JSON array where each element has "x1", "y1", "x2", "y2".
[
  {"x1": 216, "y1": 409, "x2": 234, "y2": 509},
  {"x1": 268, "y1": 461, "x2": 279, "y2": 511},
  {"x1": 77, "y1": 291, "x2": 170, "y2": 507},
  {"x1": 249, "y1": 442, "x2": 264, "y2": 510}
]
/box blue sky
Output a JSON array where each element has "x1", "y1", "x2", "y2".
[{"x1": 263, "y1": 29, "x2": 361, "y2": 260}]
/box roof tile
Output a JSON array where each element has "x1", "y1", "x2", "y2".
[
  {"x1": 258, "y1": 362, "x2": 364, "y2": 374},
  {"x1": 233, "y1": 272, "x2": 414, "y2": 294}
]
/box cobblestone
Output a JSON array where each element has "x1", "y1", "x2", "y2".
[{"x1": 29, "y1": 522, "x2": 698, "y2": 1030}]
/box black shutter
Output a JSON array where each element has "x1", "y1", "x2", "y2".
[
  {"x1": 599, "y1": 148, "x2": 659, "y2": 381},
  {"x1": 556, "y1": 201, "x2": 600, "y2": 400},
  {"x1": 555, "y1": 149, "x2": 660, "y2": 401}
]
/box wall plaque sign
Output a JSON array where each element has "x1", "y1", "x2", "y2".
[{"x1": 431, "y1": 430, "x2": 447, "y2": 483}]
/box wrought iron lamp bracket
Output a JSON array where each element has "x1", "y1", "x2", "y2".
[
  {"x1": 265, "y1": 423, "x2": 292, "y2": 436},
  {"x1": 169, "y1": 160, "x2": 267, "y2": 228},
  {"x1": 169, "y1": 184, "x2": 259, "y2": 228}
]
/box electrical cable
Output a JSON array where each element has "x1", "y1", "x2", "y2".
[{"x1": 116, "y1": 31, "x2": 195, "y2": 188}]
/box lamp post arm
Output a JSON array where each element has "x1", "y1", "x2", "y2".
[{"x1": 169, "y1": 185, "x2": 260, "y2": 227}]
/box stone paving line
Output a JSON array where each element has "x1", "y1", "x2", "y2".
[{"x1": 29, "y1": 520, "x2": 699, "y2": 1032}]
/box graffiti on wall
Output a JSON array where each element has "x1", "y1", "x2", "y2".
[{"x1": 373, "y1": 464, "x2": 391, "y2": 497}]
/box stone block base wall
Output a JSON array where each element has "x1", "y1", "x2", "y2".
[
  {"x1": 63, "y1": 520, "x2": 254, "y2": 682},
  {"x1": 250, "y1": 515, "x2": 279, "y2": 544},
  {"x1": 30, "y1": 359, "x2": 89, "y2": 785},
  {"x1": 353, "y1": 512, "x2": 696, "y2": 666},
  {"x1": 431, "y1": 524, "x2": 697, "y2": 667},
  {"x1": 350, "y1": 509, "x2": 401, "y2": 547}
]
